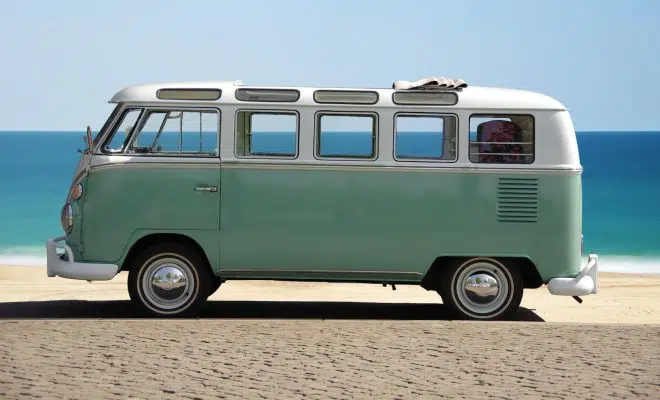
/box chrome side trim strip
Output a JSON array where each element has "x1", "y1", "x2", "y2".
[
  {"x1": 220, "y1": 162, "x2": 583, "y2": 175},
  {"x1": 88, "y1": 160, "x2": 583, "y2": 175}
]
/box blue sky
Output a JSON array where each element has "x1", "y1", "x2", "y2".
[{"x1": 1, "y1": 0, "x2": 658, "y2": 131}]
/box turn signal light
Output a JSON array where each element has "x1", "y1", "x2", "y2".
[{"x1": 69, "y1": 183, "x2": 83, "y2": 201}]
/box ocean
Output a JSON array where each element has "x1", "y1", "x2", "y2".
[{"x1": 0, "y1": 131, "x2": 659, "y2": 273}]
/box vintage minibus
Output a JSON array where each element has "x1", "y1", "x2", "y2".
[{"x1": 46, "y1": 77, "x2": 599, "y2": 320}]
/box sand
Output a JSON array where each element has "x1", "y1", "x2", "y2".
[{"x1": 1, "y1": 265, "x2": 659, "y2": 399}]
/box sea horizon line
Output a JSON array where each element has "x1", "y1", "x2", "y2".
[{"x1": 1, "y1": 129, "x2": 660, "y2": 134}]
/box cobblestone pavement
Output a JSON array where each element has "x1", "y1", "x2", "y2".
[{"x1": 1, "y1": 309, "x2": 659, "y2": 399}]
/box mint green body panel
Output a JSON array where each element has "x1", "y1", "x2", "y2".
[
  {"x1": 66, "y1": 197, "x2": 85, "y2": 261},
  {"x1": 73, "y1": 163, "x2": 582, "y2": 283},
  {"x1": 218, "y1": 165, "x2": 581, "y2": 282},
  {"x1": 535, "y1": 174, "x2": 583, "y2": 278},
  {"x1": 79, "y1": 164, "x2": 221, "y2": 268}
]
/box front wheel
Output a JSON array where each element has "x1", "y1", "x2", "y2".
[
  {"x1": 128, "y1": 242, "x2": 211, "y2": 317},
  {"x1": 208, "y1": 277, "x2": 223, "y2": 298},
  {"x1": 438, "y1": 257, "x2": 523, "y2": 320}
]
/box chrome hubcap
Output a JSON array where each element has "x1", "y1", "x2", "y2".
[
  {"x1": 142, "y1": 257, "x2": 195, "y2": 310},
  {"x1": 464, "y1": 272, "x2": 500, "y2": 304},
  {"x1": 455, "y1": 261, "x2": 510, "y2": 315}
]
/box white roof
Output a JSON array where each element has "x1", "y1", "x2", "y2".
[{"x1": 109, "y1": 79, "x2": 567, "y2": 111}]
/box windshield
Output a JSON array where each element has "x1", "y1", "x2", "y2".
[{"x1": 92, "y1": 104, "x2": 123, "y2": 149}]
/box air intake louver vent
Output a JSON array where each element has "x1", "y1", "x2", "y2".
[{"x1": 497, "y1": 177, "x2": 539, "y2": 223}]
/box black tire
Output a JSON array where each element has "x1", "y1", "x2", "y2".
[
  {"x1": 438, "y1": 257, "x2": 523, "y2": 320},
  {"x1": 208, "y1": 277, "x2": 223, "y2": 298},
  {"x1": 128, "y1": 242, "x2": 211, "y2": 318}
]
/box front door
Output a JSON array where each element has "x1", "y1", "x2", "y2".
[{"x1": 81, "y1": 106, "x2": 221, "y2": 265}]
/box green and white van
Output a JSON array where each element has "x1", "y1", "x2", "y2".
[{"x1": 46, "y1": 77, "x2": 599, "y2": 320}]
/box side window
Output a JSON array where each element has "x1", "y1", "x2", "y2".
[
  {"x1": 235, "y1": 111, "x2": 298, "y2": 157},
  {"x1": 469, "y1": 115, "x2": 534, "y2": 164},
  {"x1": 316, "y1": 113, "x2": 376, "y2": 159},
  {"x1": 102, "y1": 108, "x2": 142, "y2": 153},
  {"x1": 394, "y1": 114, "x2": 457, "y2": 161},
  {"x1": 129, "y1": 109, "x2": 219, "y2": 156}
]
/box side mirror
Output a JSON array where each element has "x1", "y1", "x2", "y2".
[{"x1": 86, "y1": 125, "x2": 93, "y2": 152}]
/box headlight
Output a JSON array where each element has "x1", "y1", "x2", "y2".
[
  {"x1": 69, "y1": 183, "x2": 83, "y2": 201},
  {"x1": 61, "y1": 203, "x2": 73, "y2": 233}
]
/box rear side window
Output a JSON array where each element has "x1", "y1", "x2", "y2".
[
  {"x1": 394, "y1": 113, "x2": 457, "y2": 161},
  {"x1": 315, "y1": 113, "x2": 377, "y2": 159},
  {"x1": 469, "y1": 115, "x2": 534, "y2": 164}
]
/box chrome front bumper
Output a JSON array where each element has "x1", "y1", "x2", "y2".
[
  {"x1": 46, "y1": 236, "x2": 119, "y2": 281},
  {"x1": 547, "y1": 254, "x2": 599, "y2": 296}
]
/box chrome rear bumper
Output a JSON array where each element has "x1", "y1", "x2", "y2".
[{"x1": 547, "y1": 254, "x2": 599, "y2": 296}]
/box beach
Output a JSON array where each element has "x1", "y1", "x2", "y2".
[
  {"x1": 1, "y1": 266, "x2": 659, "y2": 323},
  {"x1": 0, "y1": 266, "x2": 659, "y2": 399}
]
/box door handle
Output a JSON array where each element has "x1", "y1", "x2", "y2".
[{"x1": 194, "y1": 185, "x2": 217, "y2": 192}]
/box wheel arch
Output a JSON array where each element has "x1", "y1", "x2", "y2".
[{"x1": 120, "y1": 232, "x2": 213, "y2": 274}]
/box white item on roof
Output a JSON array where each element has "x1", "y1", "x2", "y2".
[{"x1": 392, "y1": 76, "x2": 468, "y2": 90}]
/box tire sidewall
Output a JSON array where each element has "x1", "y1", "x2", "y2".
[
  {"x1": 442, "y1": 258, "x2": 522, "y2": 320},
  {"x1": 207, "y1": 277, "x2": 223, "y2": 298}
]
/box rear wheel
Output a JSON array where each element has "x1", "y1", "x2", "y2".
[
  {"x1": 438, "y1": 257, "x2": 523, "y2": 320},
  {"x1": 128, "y1": 242, "x2": 211, "y2": 317}
]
